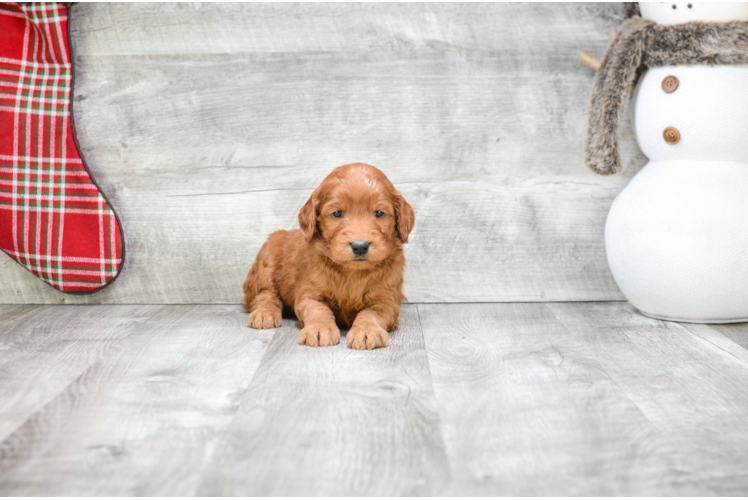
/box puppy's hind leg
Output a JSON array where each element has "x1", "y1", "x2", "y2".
[{"x1": 243, "y1": 241, "x2": 283, "y2": 330}]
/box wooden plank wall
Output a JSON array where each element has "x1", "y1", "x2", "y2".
[{"x1": 0, "y1": 3, "x2": 646, "y2": 304}]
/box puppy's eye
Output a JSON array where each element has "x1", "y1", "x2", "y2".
[
  {"x1": 374, "y1": 210, "x2": 385, "y2": 218},
  {"x1": 332, "y1": 210, "x2": 343, "y2": 218}
]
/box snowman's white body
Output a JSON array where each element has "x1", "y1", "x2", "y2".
[
  {"x1": 603, "y1": 3, "x2": 748, "y2": 322},
  {"x1": 605, "y1": 60, "x2": 748, "y2": 321}
]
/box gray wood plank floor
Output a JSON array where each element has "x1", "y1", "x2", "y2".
[{"x1": 2, "y1": 303, "x2": 748, "y2": 496}]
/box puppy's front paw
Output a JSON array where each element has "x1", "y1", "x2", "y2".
[
  {"x1": 299, "y1": 323, "x2": 341, "y2": 347},
  {"x1": 248, "y1": 308, "x2": 282, "y2": 329},
  {"x1": 347, "y1": 324, "x2": 389, "y2": 350}
]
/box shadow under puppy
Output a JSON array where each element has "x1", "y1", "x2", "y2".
[{"x1": 242, "y1": 163, "x2": 415, "y2": 350}]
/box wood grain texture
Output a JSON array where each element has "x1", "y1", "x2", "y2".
[
  {"x1": 547, "y1": 302, "x2": 748, "y2": 495},
  {"x1": 0, "y1": 305, "x2": 275, "y2": 496},
  {"x1": 0, "y1": 304, "x2": 160, "y2": 442},
  {"x1": 2, "y1": 303, "x2": 748, "y2": 495},
  {"x1": 198, "y1": 304, "x2": 450, "y2": 496},
  {"x1": 68, "y1": 3, "x2": 633, "y2": 56},
  {"x1": 0, "y1": 2, "x2": 645, "y2": 304},
  {"x1": 418, "y1": 302, "x2": 674, "y2": 495}
]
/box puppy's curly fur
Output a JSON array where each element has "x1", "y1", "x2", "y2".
[
  {"x1": 586, "y1": 16, "x2": 748, "y2": 175},
  {"x1": 242, "y1": 163, "x2": 415, "y2": 350}
]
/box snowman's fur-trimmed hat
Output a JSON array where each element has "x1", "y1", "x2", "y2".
[
  {"x1": 585, "y1": 15, "x2": 748, "y2": 175},
  {"x1": 624, "y1": 2, "x2": 640, "y2": 19}
]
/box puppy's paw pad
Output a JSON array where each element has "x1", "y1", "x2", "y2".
[
  {"x1": 248, "y1": 309, "x2": 282, "y2": 329},
  {"x1": 299, "y1": 324, "x2": 341, "y2": 347},
  {"x1": 347, "y1": 325, "x2": 389, "y2": 350}
]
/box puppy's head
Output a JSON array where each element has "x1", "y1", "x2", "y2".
[{"x1": 299, "y1": 163, "x2": 415, "y2": 267}]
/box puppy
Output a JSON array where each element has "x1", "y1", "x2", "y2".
[{"x1": 242, "y1": 163, "x2": 415, "y2": 350}]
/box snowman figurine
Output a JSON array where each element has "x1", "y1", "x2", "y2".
[{"x1": 584, "y1": 3, "x2": 748, "y2": 322}]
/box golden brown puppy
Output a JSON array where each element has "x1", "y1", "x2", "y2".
[{"x1": 242, "y1": 163, "x2": 415, "y2": 350}]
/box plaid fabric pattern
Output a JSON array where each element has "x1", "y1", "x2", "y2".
[{"x1": 0, "y1": 2, "x2": 124, "y2": 293}]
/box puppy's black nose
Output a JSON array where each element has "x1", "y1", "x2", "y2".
[{"x1": 350, "y1": 240, "x2": 370, "y2": 256}]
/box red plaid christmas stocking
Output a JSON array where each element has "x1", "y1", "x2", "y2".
[{"x1": 0, "y1": 3, "x2": 124, "y2": 293}]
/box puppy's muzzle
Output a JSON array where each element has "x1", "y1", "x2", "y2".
[{"x1": 350, "y1": 240, "x2": 370, "y2": 256}]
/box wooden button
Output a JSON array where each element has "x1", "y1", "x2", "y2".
[
  {"x1": 663, "y1": 127, "x2": 680, "y2": 145},
  {"x1": 662, "y1": 75, "x2": 679, "y2": 93}
]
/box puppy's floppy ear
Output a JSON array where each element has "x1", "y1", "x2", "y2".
[
  {"x1": 393, "y1": 189, "x2": 415, "y2": 243},
  {"x1": 299, "y1": 189, "x2": 320, "y2": 241}
]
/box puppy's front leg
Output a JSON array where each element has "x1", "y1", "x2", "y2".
[
  {"x1": 295, "y1": 297, "x2": 340, "y2": 347},
  {"x1": 347, "y1": 303, "x2": 399, "y2": 350}
]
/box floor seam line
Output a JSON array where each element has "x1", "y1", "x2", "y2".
[
  {"x1": 677, "y1": 323, "x2": 748, "y2": 369},
  {"x1": 191, "y1": 324, "x2": 283, "y2": 495},
  {"x1": 415, "y1": 303, "x2": 457, "y2": 495}
]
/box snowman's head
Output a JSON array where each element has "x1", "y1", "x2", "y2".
[{"x1": 639, "y1": 2, "x2": 748, "y2": 25}]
